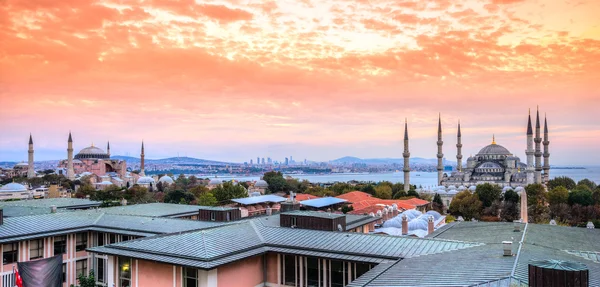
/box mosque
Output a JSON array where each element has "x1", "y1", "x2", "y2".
[{"x1": 402, "y1": 108, "x2": 550, "y2": 189}]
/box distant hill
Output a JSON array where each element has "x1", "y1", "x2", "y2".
[
  {"x1": 330, "y1": 156, "x2": 457, "y2": 165},
  {"x1": 111, "y1": 155, "x2": 235, "y2": 166}
]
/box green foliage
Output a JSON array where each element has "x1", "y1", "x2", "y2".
[
  {"x1": 391, "y1": 183, "x2": 405, "y2": 198},
  {"x1": 262, "y1": 171, "x2": 288, "y2": 193},
  {"x1": 407, "y1": 189, "x2": 420, "y2": 198},
  {"x1": 419, "y1": 193, "x2": 433, "y2": 202},
  {"x1": 198, "y1": 192, "x2": 218, "y2": 206},
  {"x1": 163, "y1": 189, "x2": 195, "y2": 204},
  {"x1": 448, "y1": 190, "x2": 482, "y2": 220},
  {"x1": 374, "y1": 185, "x2": 392, "y2": 199},
  {"x1": 341, "y1": 205, "x2": 354, "y2": 214},
  {"x1": 360, "y1": 184, "x2": 376, "y2": 195},
  {"x1": 503, "y1": 189, "x2": 519, "y2": 204},
  {"x1": 475, "y1": 183, "x2": 502, "y2": 208},
  {"x1": 548, "y1": 186, "x2": 569, "y2": 206},
  {"x1": 525, "y1": 184, "x2": 549, "y2": 223},
  {"x1": 70, "y1": 270, "x2": 96, "y2": 287},
  {"x1": 211, "y1": 182, "x2": 248, "y2": 203},
  {"x1": 547, "y1": 176, "x2": 576, "y2": 191},
  {"x1": 432, "y1": 193, "x2": 444, "y2": 213},
  {"x1": 445, "y1": 215, "x2": 455, "y2": 223},
  {"x1": 123, "y1": 185, "x2": 149, "y2": 203},
  {"x1": 188, "y1": 185, "x2": 209, "y2": 199},
  {"x1": 577, "y1": 179, "x2": 597, "y2": 191},
  {"x1": 568, "y1": 188, "x2": 594, "y2": 206},
  {"x1": 500, "y1": 201, "x2": 520, "y2": 222},
  {"x1": 329, "y1": 183, "x2": 354, "y2": 195}
]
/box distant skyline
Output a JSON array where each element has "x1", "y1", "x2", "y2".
[{"x1": 1, "y1": 0, "x2": 599, "y2": 165}]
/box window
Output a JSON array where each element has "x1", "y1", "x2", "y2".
[
  {"x1": 122, "y1": 235, "x2": 135, "y2": 242},
  {"x1": 109, "y1": 234, "x2": 117, "y2": 244},
  {"x1": 210, "y1": 212, "x2": 215, "y2": 221},
  {"x1": 76, "y1": 233, "x2": 87, "y2": 251},
  {"x1": 306, "y1": 257, "x2": 319, "y2": 287},
  {"x1": 54, "y1": 235, "x2": 67, "y2": 255},
  {"x1": 2, "y1": 243, "x2": 18, "y2": 264},
  {"x1": 97, "y1": 258, "x2": 106, "y2": 283},
  {"x1": 62, "y1": 263, "x2": 67, "y2": 283},
  {"x1": 118, "y1": 257, "x2": 131, "y2": 287},
  {"x1": 183, "y1": 268, "x2": 198, "y2": 287},
  {"x1": 354, "y1": 263, "x2": 373, "y2": 280},
  {"x1": 291, "y1": 217, "x2": 297, "y2": 226},
  {"x1": 97, "y1": 232, "x2": 105, "y2": 246},
  {"x1": 76, "y1": 259, "x2": 88, "y2": 277},
  {"x1": 283, "y1": 255, "x2": 296, "y2": 286},
  {"x1": 331, "y1": 260, "x2": 344, "y2": 287},
  {"x1": 30, "y1": 239, "x2": 44, "y2": 260}
]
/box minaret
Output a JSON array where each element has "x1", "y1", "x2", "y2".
[
  {"x1": 543, "y1": 114, "x2": 550, "y2": 184},
  {"x1": 456, "y1": 121, "x2": 462, "y2": 172},
  {"x1": 403, "y1": 119, "x2": 410, "y2": 192},
  {"x1": 436, "y1": 114, "x2": 444, "y2": 186},
  {"x1": 66, "y1": 132, "x2": 75, "y2": 180},
  {"x1": 27, "y1": 134, "x2": 35, "y2": 178},
  {"x1": 525, "y1": 109, "x2": 534, "y2": 185},
  {"x1": 107, "y1": 141, "x2": 111, "y2": 158},
  {"x1": 140, "y1": 141, "x2": 145, "y2": 176},
  {"x1": 534, "y1": 107, "x2": 542, "y2": 184}
]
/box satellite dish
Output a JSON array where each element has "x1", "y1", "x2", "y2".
[{"x1": 337, "y1": 224, "x2": 343, "y2": 232}]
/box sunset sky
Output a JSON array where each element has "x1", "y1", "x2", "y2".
[{"x1": 1, "y1": 0, "x2": 599, "y2": 165}]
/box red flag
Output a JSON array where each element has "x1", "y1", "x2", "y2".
[{"x1": 15, "y1": 269, "x2": 23, "y2": 287}]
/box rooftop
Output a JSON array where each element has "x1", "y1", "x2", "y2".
[
  {"x1": 300, "y1": 197, "x2": 347, "y2": 208},
  {"x1": 101, "y1": 203, "x2": 202, "y2": 218},
  {"x1": 0, "y1": 198, "x2": 101, "y2": 210},
  {"x1": 231, "y1": 194, "x2": 286, "y2": 205}
]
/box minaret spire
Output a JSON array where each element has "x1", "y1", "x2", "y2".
[
  {"x1": 140, "y1": 141, "x2": 145, "y2": 176},
  {"x1": 107, "y1": 141, "x2": 111, "y2": 158},
  {"x1": 403, "y1": 118, "x2": 410, "y2": 192},
  {"x1": 543, "y1": 114, "x2": 550, "y2": 184},
  {"x1": 456, "y1": 121, "x2": 462, "y2": 172},
  {"x1": 66, "y1": 131, "x2": 75, "y2": 180},
  {"x1": 27, "y1": 134, "x2": 35, "y2": 178},
  {"x1": 436, "y1": 114, "x2": 444, "y2": 186},
  {"x1": 534, "y1": 106, "x2": 542, "y2": 184},
  {"x1": 525, "y1": 110, "x2": 534, "y2": 184}
]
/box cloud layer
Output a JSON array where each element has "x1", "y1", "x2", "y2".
[{"x1": 1, "y1": 0, "x2": 599, "y2": 164}]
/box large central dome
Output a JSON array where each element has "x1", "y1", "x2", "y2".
[
  {"x1": 477, "y1": 143, "x2": 511, "y2": 156},
  {"x1": 75, "y1": 146, "x2": 109, "y2": 159}
]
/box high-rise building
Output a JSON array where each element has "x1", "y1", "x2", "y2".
[
  {"x1": 261, "y1": 158, "x2": 265, "y2": 165},
  {"x1": 285, "y1": 157, "x2": 289, "y2": 166}
]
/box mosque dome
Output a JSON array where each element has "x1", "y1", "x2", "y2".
[
  {"x1": 137, "y1": 176, "x2": 155, "y2": 185},
  {"x1": 477, "y1": 143, "x2": 511, "y2": 156},
  {"x1": 158, "y1": 175, "x2": 174, "y2": 184},
  {"x1": 75, "y1": 146, "x2": 109, "y2": 160},
  {"x1": 0, "y1": 182, "x2": 28, "y2": 192},
  {"x1": 468, "y1": 185, "x2": 477, "y2": 192},
  {"x1": 254, "y1": 180, "x2": 268, "y2": 188},
  {"x1": 208, "y1": 178, "x2": 222, "y2": 186},
  {"x1": 14, "y1": 162, "x2": 29, "y2": 168},
  {"x1": 426, "y1": 210, "x2": 442, "y2": 220}
]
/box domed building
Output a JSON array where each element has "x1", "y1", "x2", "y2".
[
  {"x1": 0, "y1": 182, "x2": 31, "y2": 200},
  {"x1": 158, "y1": 175, "x2": 175, "y2": 185},
  {"x1": 248, "y1": 179, "x2": 269, "y2": 195}
]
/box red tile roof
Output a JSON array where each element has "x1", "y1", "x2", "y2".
[
  {"x1": 288, "y1": 193, "x2": 321, "y2": 201},
  {"x1": 337, "y1": 191, "x2": 430, "y2": 215}
]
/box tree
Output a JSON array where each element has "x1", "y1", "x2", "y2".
[
  {"x1": 163, "y1": 189, "x2": 195, "y2": 204},
  {"x1": 593, "y1": 188, "x2": 600, "y2": 205},
  {"x1": 360, "y1": 184, "x2": 376, "y2": 195},
  {"x1": 500, "y1": 201, "x2": 520, "y2": 222},
  {"x1": 549, "y1": 203, "x2": 571, "y2": 223},
  {"x1": 211, "y1": 182, "x2": 248, "y2": 203},
  {"x1": 262, "y1": 171, "x2": 288, "y2": 193},
  {"x1": 188, "y1": 185, "x2": 209, "y2": 199},
  {"x1": 525, "y1": 184, "x2": 549, "y2": 223},
  {"x1": 448, "y1": 190, "x2": 482, "y2": 220},
  {"x1": 547, "y1": 176, "x2": 576, "y2": 191},
  {"x1": 432, "y1": 193, "x2": 444, "y2": 213},
  {"x1": 577, "y1": 179, "x2": 597, "y2": 191},
  {"x1": 503, "y1": 190, "x2": 519, "y2": 204},
  {"x1": 374, "y1": 185, "x2": 392, "y2": 199},
  {"x1": 548, "y1": 186, "x2": 569, "y2": 206},
  {"x1": 124, "y1": 185, "x2": 149, "y2": 203},
  {"x1": 341, "y1": 205, "x2": 354, "y2": 214},
  {"x1": 475, "y1": 183, "x2": 502, "y2": 208},
  {"x1": 70, "y1": 270, "x2": 96, "y2": 287},
  {"x1": 391, "y1": 183, "x2": 405, "y2": 198},
  {"x1": 198, "y1": 192, "x2": 218, "y2": 206},
  {"x1": 407, "y1": 189, "x2": 420, "y2": 199},
  {"x1": 569, "y1": 188, "x2": 594, "y2": 206}
]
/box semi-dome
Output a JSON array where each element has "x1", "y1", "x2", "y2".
[
  {"x1": 254, "y1": 180, "x2": 268, "y2": 188},
  {"x1": 137, "y1": 176, "x2": 155, "y2": 185},
  {"x1": 75, "y1": 146, "x2": 109, "y2": 159},
  {"x1": 158, "y1": 175, "x2": 174, "y2": 184},
  {"x1": 478, "y1": 162, "x2": 503, "y2": 169},
  {"x1": 477, "y1": 143, "x2": 511, "y2": 156},
  {"x1": 1, "y1": 182, "x2": 28, "y2": 192}
]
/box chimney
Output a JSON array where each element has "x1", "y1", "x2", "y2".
[
  {"x1": 502, "y1": 241, "x2": 512, "y2": 256},
  {"x1": 428, "y1": 215, "x2": 434, "y2": 235},
  {"x1": 401, "y1": 214, "x2": 408, "y2": 235},
  {"x1": 266, "y1": 207, "x2": 272, "y2": 216},
  {"x1": 121, "y1": 198, "x2": 128, "y2": 206},
  {"x1": 50, "y1": 205, "x2": 57, "y2": 213},
  {"x1": 0, "y1": 208, "x2": 3, "y2": 225},
  {"x1": 514, "y1": 220, "x2": 521, "y2": 232}
]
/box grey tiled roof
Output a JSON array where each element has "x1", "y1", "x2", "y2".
[
  {"x1": 345, "y1": 214, "x2": 379, "y2": 230},
  {"x1": 0, "y1": 205, "x2": 73, "y2": 217},
  {"x1": 0, "y1": 198, "x2": 101, "y2": 209},
  {"x1": 281, "y1": 210, "x2": 345, "y2": 219},
  {"x1": 100, "y1": 203, "x2": 201, "y2": 217}
]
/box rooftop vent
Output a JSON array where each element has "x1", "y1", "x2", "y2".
[
  {"x1": 50, "y1": 205, "x2": 57, "y2": 213},
  {"x1": 529, "y1": 260, "x2": 589, "y2": 287},
  {"x1": 457, "y1": 216, "x2": 465, "y2": 222},
  {"x1": 549, "y1": 219, "x2": 557, "y2": 226},
  {"x1": 587, "y1": 222, "x2": 595, "y2": 229},
  {"x1": 502, "y1": 241, "x2": 512, "y2": 256},
  {"x1": 266, "y1": 207, "x2": 272, "y2": 216},
  {"x1": 121, "y1": 198, "x2": 128, "y2": 206},
  {"x1": 514, "y1": 220, "x2": 521, "y2": 232}
]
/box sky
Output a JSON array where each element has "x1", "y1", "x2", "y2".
[{"x1": 0, "y1": 0, "x2": 599, "y2": 165}]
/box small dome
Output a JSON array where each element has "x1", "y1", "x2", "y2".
[
  {"x1": 1, "y1": 182, "x2": 28, "y2": 192},
  {"x1": 477, "y1": 144, "x2": 511, "y2": 156},
  {"x1": 208, "y1": 178, "x2": 222, "y2": 185},
  {"x1": 515, "y1": 186, "x2": 525, "y2": 193},
  {"x1": 14, "y1": 162, "x2": 29, "y2": 167},
  {"x1": 426, "y1": 210, "x2": 442, "y2": 220},
  {"x1": 158, "y1": 176, "x2": 174, "y2": 184},
  {"x1": 458, "y1": 185, "x2": 467, "y2": 191},
  {"x1": 250, "y1": 191, "x2": 261, "y2": 197},
  {"x1": 448, "y1": 185, "x2": 457, "y2": 190},
  {"x1": 468, "y1": 185, "x2": 477, "y2": 191},
  {"x1": 75, "y1": 146, "x2": 109, "y2": 159},
  {"x1": 137, "y1": 176, "x2": 155, "y2": 184},
  {"x1": 254, "y1": 180, "x2": 268, "y2": 188},
  {"x1": 502, "y1": 186, "x2": 513, "y2": 192},
  {"x1": 408, "y1": 219, "x2": 428, "y2": 231},
  {"x1": 399, "y1": 209, "x2": 422, "y2": 221}
]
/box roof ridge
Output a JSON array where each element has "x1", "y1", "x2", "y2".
[
  {"x1": 200, "y1": 230, "x2": 207, "y2": 259},
  {"x1": 92, "y1": 212, "x2": 105, "y2": 225},
  {"x1": 250, "y1": 220, "x2": 266, "y2": 243}
]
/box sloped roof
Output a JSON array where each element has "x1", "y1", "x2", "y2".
[
  {"x1": 336, "y1": 191, "x2": 428, "y2": 214},
  {"x1": 231, "y1": 194, "x2": 285, "y2": 205},
  {"x1": 101, "y1": 203, "x2": 201, "y2": 218},
  {"x1": 300, "y1": 197, "x2": 347, "y2": 208},
  {"x1": 0, "y1": 198, "x2": 100, "y2": 209}
]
